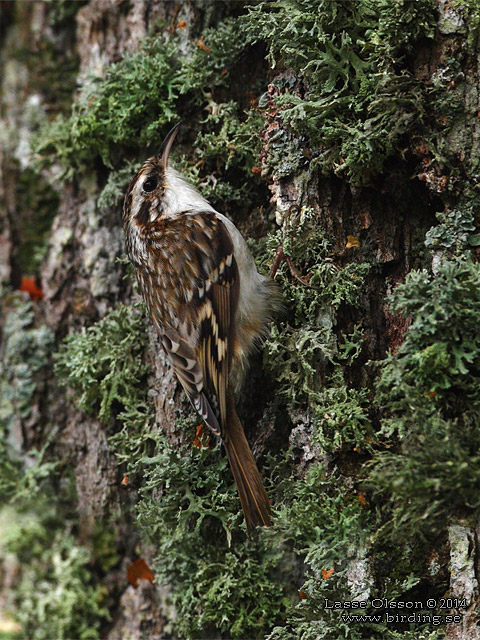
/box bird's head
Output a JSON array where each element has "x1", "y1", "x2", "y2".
[{"x1": 123, "y1": 122, "x2": 182, "y2": 225}]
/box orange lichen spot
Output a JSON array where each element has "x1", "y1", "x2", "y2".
[
  {"x1": 177, "y1": 20, "x2": 187, "y2": 28},
  {"x1": 20, "y1": 277, "x2": 44, "y2": 301},
  {"x1": 196, "y1": 37, "x2": 211, "y2": 53},
  {"x1": 358, "y1": 492, "x2": 368, "y2": 507},
  {"x1": 321, "y1": 568, "x2": 334, "y2": 580},
  {"x1": 345, "y1": 235, "x2": 360, "y2": 250},
  {"x1": 127, "y1": 558, "x2": 154, "y2": 588},
  {"x1": 192, "y1": 424, "x2": 210, "y2": 449}
]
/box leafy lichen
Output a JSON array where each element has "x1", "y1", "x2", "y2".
[
  {"x1": 261, "y1": 208, "x2": 373, "y2": 454},
  {"x1": 246, "y1": 0, "x2": 437, "y2": 184},
  {"x1": 368, "y1": 257, "x2": 480, "y2": 539},
  {"x1": 54, "y1": 302, "x2": 148, "y2": 422},
  {"x1": 15, "y1": 1, "x2": 480, "y2": 638},
  {"x1": 14, "y1": 168, "x2": 59, "y2": 275},
  {"x1": 134, "y1": 432, "x2": 288, "y2": 639},
  {"x1": 33, "y1": 35, "x2": 179, "y2": 175},
  {"x1": 0, "y1": 296, "x2": 54, "y2": 435},
  {"x1": 1, "y1": 504, "x2": 109, "y2": 640}
]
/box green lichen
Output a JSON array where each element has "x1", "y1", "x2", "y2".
[
  {"x1": 262, "y1": 208, "x2": 373, "y2": 454},
  {"x1": 0, "y1": 300, "x2": 113, "y2": 639},
  {"x1": 33, "y1": 15, "x2": 262, "y2": 177},
  {"x1": 0, "y1": 315, "x2": 129, "y2": 639},
  {"x1": 33, "y1": 35, "x2": 179, "y2": 175},
  {"x1": 312, "y1": 373, "x2": 372, "y2": 453},
  {"x1": 0, "y1": 440, "x2": 58, "y2": 508},
  {"x1": 0, "y1": 295, "x2": 60, "y2": 507},
  {"x1": 425, "y1": 204, "x2": 480, "y2": 255},
  {"x1": 264, "y1": 463, "x2": 444, "y2": 640},
  {"x1": 91, "y1": 526, "x2": 120, "y2": 574},
  {"x1": 14, "y1": 168, "x2": 59, "y2": 275},
  {"x1": 246, "y1": 0, "x2": 437, "y2": 183},
  {"x1": 454, "y1": 0, "x2": 480, "y2": 48},
  {"x1": 177, "y1": 103, "x2": 266, "y2": 212},
  {"x1": 54, "y1": 303, "x2": 148, "y2": 422},
  {"x1": 0, "y1": 297, "x2": 54, "y2": 432},
  {"x1": 137, "y1": 438, "x2": 287, "y2": 639},
  {"x1": 368, "y1": 257, "x2": 480, "y2": 539},
  {"x1": 1, "y1": 505, "x2": 109, "y2": 640}
]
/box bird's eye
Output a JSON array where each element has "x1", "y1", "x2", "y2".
[{"x1": 143, "y1": 177, "x2": 158, "y2": 192}]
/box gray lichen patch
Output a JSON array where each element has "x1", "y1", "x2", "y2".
[{"x1": 0, "y1": 297, "x2": 54, "y2": 448}]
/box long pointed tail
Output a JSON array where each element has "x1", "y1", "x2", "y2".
[{"x1": 223, "y1": 395, "x2": 271, "y2": 534}]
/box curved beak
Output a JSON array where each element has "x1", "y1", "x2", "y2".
[{"x1": 157, "y1": 121, "x2": 181, "y2": 170}]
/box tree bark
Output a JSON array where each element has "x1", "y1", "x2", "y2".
[{"x1": 1, "y1": 1, "x2": 479, "y2": 639}]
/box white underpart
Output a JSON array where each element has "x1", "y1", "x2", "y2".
[
  {"x1": 215, "y1": 210, "x2": 268, "y2": 330},
  {"x1": 162, "y1": 167, "x2": 215, "y2": 215}
]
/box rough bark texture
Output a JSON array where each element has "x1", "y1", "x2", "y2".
[{"x1": 1, "y1": 1, "x2": 480, "y2": 639}]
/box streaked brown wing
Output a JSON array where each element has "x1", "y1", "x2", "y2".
[
  {"x1": 160, "y1": 327, "x2": 221, "y2": 434},
  {"x1": 195, "y1": 217, "x2": 239, "y2": 430},
  {"x1": 154, "y1": 212, "x2": 239, "y2": 436}
]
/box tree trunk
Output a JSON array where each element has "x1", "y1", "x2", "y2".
[{"x1": 1, "y1": 1, "x2": 479, "y2": 639}]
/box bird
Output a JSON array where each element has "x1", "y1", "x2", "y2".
[{"x1": 122, "y1": 122, "x2": 278, "y2": 533}]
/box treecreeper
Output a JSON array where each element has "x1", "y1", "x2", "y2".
[{"x1": 122, "y1": 123, "x2": 279, "y2": 533}]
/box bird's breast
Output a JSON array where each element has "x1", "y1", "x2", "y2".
[{"x1": 126, "y1": 229, "x2": 198, "y2": 330}]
